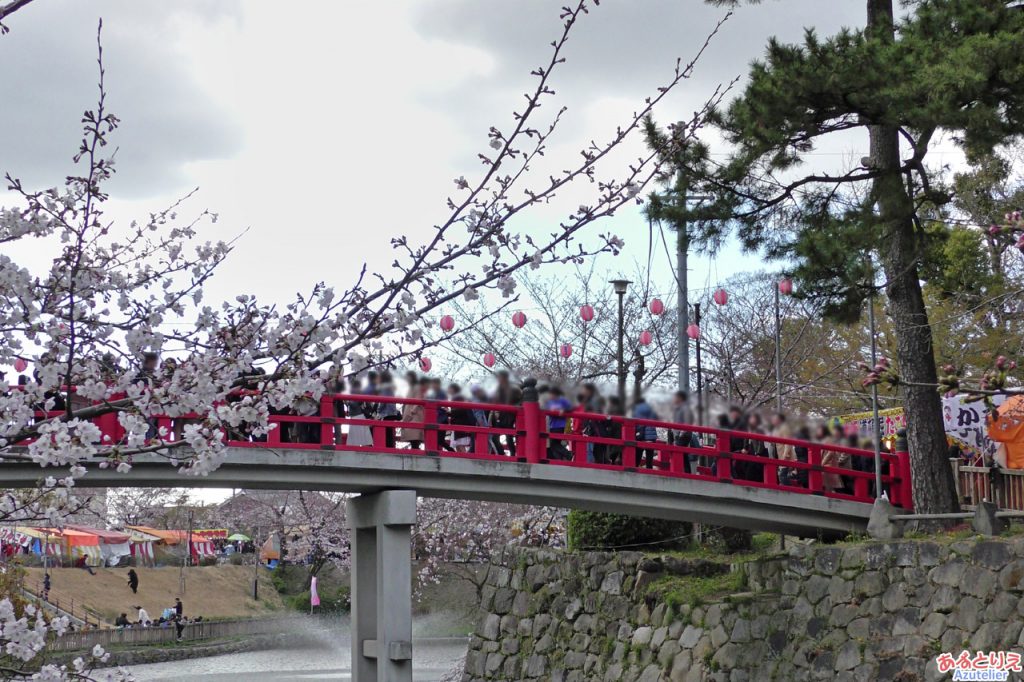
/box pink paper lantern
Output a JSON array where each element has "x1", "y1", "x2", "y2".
[
  {"x1": 483, "y1": 353, "x2": 496, "y2": 368},
  {"x1": 639, "y1": 330, "x2": 653, "y2": 346},
  {"x1": 649, "y1": 298, "x2": 665, "y2": 316},
  {"x1": 778, "y1": 278, "x2": 794, "y2": 296},
  {"x1": 419, "y1": 357, "x2": 432, "y2": 372},
  {"x1": 580, "y1": 304, "x2": 595, "y2": 322},
  {"x1": 713, "y1": 288, "x2": 728, "y2": 306},
  {"x1": 512, "y1": 311, "x2": 527, "y2": 328},
  {"x1": 559, "y1": 343, "x2": 573, "y2": 359},
  {"x1": 439, "y1": 315, "x2": 455, "y2": 332},
  {"x1": 13, "y1": 358, "x2": 27, "y2": 373},
  {"x1": 686, "y1": 324, "x2": 701, "y2": 340}
]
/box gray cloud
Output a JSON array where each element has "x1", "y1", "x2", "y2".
[
  {"x1": 0, "y1": 0, "x2": 242, "y2": 198},
  {"x1": 411, "y1": 0, "x2": 867, "y2": 130}
]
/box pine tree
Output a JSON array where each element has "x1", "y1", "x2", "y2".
[{"x1": 659, "y1": 0, "x2": 1024, "y2": 513}]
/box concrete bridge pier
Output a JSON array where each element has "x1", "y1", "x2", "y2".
[{"x1": 347, "y1": 489, "x2": 417, "y2": 682}]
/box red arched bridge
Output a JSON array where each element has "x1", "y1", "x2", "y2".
[
  {"x1": 7, "y1": 390, "x2": 911, "y2": 537},
  {"x1": 5, "y1": 387, "x2": 912, "y2": 681}
]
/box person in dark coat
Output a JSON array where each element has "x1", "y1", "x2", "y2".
[{"x1": 127, "y1": 569, "x2": 139, "y2": 594}]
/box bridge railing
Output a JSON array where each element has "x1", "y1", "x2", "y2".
[{"x1": 29, "y1": 392, "x2": 913, "y2": 509}]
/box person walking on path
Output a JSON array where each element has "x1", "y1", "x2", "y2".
[
  {"x1": 42, "y1": 573, "x2": 51, "y2": 601},
  {"x1": 174, "y1": 597, "x2": 183, "y2": 619},
  {"x1": 127, "y1": 569, "x2": 139, "y2": 594}
]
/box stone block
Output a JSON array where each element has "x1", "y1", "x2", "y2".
[
  {"x1": 651, "y1": 626, "x2": 668, "y2": 649},
  {"x1": 710, "y1": 624, "x2": 729, "y2": 648},
  {"x1": 929, "y1": 559, "x2": 966, "y2": 586},
  {"x1": 658, "y1": 640, "x2": 681, "y2": 668},
  {"x1": 600, "y1": 570, "x2": 623, "y2": 595},
  {"x1": 920, "y1": 611, "x2": 947, "y2": 640},
  {"x1": 930, "y1": 585, "x2": 958, "y2": 613},
  {"x1": 961, "y1": 566, "x2": 997, "y2": 599},
  {"x1": 479, "y1": 613, "x2": 500, "y2": 640},
  {"x1": 525, "y1": 654, "x2": 547, "y2": 677},
  {"x1": 632, "y1": 626, "x2": 653, "y2": 647},
  {"x1": 892, "y1": 607, "x2": 921, "y2": 636},
  {"x1": 712, "y1": 643, "x2": 741, "y2": 670},
  {"x1": 840, "y1": 546, "x2": 865, "y2": 569},
  {"x1": 854, "y1": 571, "x2": 885, "y2": 598},
  {"x1": 679, "y1": 624, "x2": 704, "y2": 649},
  {"x1": 881, "y1": 583, "x2": 908, "y2": 612},
  {"x1": 972, "y1": 540, "x2": 1012, "y2": 570},
  {"x1": 828, "y1": 576, "x2": 854, "y2": 604},
  {"x1": 805, "y1": 575, "x2": 831, "y2": 604},
  {"x1": 814, "y1": 547, "x2": 843, "y2": 575},
  {"x1": 564, "y1": 598, "x2": 582, "y2": 621},
  {"x1": 730, "y1": 619, "x2": 751, "y2": 643},
  {"x1": 954, "y1": 597, "x2": 983, "y2": 632},
  {"x1": 835, "y1": 640, "x2": 861, "y2": 671}
]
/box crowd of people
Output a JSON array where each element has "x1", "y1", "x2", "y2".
[
  {"x1": 113, "y1": 596, "x2": 197, "y2": 641},
  {"x1": 320, "y1": 371, "x2": 886, "y2": 496}
]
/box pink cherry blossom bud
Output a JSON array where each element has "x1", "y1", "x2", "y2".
[
  {"x1": 989, "y1": 224, "x2": 1001, "y2": 236},
  {"x1": 1010, "y1": 361, "x2": 1018, "y2": 371},
  {"x1": 942, "y1": 364, "x2": 956, "y2": 374},
  {"x1": 996, "y1": 355, "x2": 1008, "y2": 370}
]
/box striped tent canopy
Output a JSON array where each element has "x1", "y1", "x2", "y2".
[{"x1": 125, "y1": 525, "x2": 185, "y2": 545}]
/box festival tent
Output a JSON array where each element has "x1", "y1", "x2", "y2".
[
  {"x1": 18, "y1": 527, "x2": 61, "y2": 558},
  {"x1": 125, "y1": 527, "x2": 161, "y2": 565},
  {"x1": 194, "y1": 529, "x2": 228, "y2": 539},
  {"x1": 989, "y1": 396, "x2": 1024, "y2": 469},
  {"x1": 125, "y1": 525, "x2": 184, "y2": 545},
  {"x1": 68, "y1": 525, "x2": 131, "y2": 566},
  {"x1": 57, "y1": 528, "x2": 102, "y2": 566},
  {"x1": 259, "y1": 533, "x2": 281, "y2": 563}
]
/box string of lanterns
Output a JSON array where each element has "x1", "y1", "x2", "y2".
[{"x1": 416, "y1": 277, "x2": 794, "y2": 371}]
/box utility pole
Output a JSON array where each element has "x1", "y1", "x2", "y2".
[
  {"x1": 673, "y1": 191, "x2": 712, "y2": 396},
  {"x1": 180, "y1": 509, "x2": 193, "y2": 596},
  {"x1": 869, "y1": 289, "x2": 883, "y2": 495},
  {"x1": 694, "y1": 303, "x2": 703, "y2": 426},
  {"x1": 678, "y1": 216, "x2": 690, "y2": 395},
  {"x1": 252, "y1": 525, "x2": 260, "y2": 601},
  {"x1": 774, "y1": 284, "x2": 783, "y2": 412}
]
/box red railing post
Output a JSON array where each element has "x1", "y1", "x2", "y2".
[
  {"x1": 520, "y1": 380, "x2": 542, "y2": 464},
  {"x1": 621, "y1": 418, "x2": 637, "y2": 469},
  {"x1": 423, "y1": 403, "x2": 439, "y2": 453},
  {"x1": 319, "y1": 395, "x2": 335, "y2": 447},
  {"x1": 808, "y1": 445, "x2": 823, "y2": 494},
  {"x1": 715, "y1": 431, "x2": 731, "y2": 481},
  {"x1": 894, "y1": 429, "x2": 914, "y2": 511}
]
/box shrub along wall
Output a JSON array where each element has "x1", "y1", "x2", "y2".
[{"x1": 462, "y1": 536, "x2": 1024, "y2": 681}]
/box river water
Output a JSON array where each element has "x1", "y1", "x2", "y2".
[{"x1": 128, "y1": 637, "x2": 468, "y2": 681}]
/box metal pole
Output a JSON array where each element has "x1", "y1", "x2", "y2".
[
  {"x1": 695, "y1": 303, "x2": 703, "y2": 426},
  {"x1": 253, "y1": 525, "x2": 260, "y2": 600},
  {"x1": 678, "y1": 202, "x2": 690, "y2": 394},
  {"x1": 774, "y1": 284, "x2": 783, "y2": 413},
  {"x1": 869, "y1": 289, "x2": 883, "y2": 495},
  {"x1": 617, "y1": 289, "x2": 626, "y2": 407}
]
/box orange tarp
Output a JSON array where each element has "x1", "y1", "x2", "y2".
[
  {"x1": 989, "y1": 396, "x2": 1024, "y2": 469},
  {"x1": 57, "y1": 529, "x2": 99, "y2": 546}
]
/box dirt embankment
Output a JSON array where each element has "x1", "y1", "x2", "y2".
[{"x1": 26, "y1": 565, "x2": 284, "y2": 623}]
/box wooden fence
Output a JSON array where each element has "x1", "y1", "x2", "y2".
[
  {"x1": 951, "y1": 458, "x2": 1024, "y2": 511},
  {"x1": 46, "y1": 616, "x2": 303, "y2": 653}
]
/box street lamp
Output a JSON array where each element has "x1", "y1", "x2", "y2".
[{"x1": 609, "y1": 279, "x2": 631, "y2": 407}]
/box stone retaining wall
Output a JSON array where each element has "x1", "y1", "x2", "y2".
[{"x1": 463, "y1": 536, "x2": 1024, "y2": 681}]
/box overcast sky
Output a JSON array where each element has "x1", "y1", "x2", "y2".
[{"x1": 0, "y1": 0, "x2": 889, "y2": 312}]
